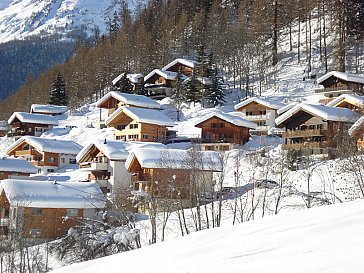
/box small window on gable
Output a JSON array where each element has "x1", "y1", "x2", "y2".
[
  {"x1": 66, "y1": 209, "x2": 79, "y2": 217},
  {"x1": 31, "y1": 208, "x2": 43, "y2": 216}
]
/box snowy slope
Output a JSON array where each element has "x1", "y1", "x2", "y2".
[
  {"x1": 52, "y1": 200, "x2": 364, "y2": 273},
  {"x1": 0, "y1": 0, "x2": 143, "y2": 43}
]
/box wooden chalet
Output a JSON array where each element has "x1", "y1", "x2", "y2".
[
  {"x1": 194, "y1": 111, "x2": 257, "y2": 151},
  {"x1": 77, "y1": 139, "x2": 165, "y2": 194},
  {"x1": 316, "y1": 71, "x2": 364, "y2": 98},
  {"x1": 7, "y1": 112, "x2": 58, "y2": 138},
  {"x1": 143, "y1": 69, "x2": 185, "y2": 99},
  {"x1": 112, "y1": 73, "x2": 144, "y2": 93},
  {"x1": 275, "y1": 103, "x2": 360, "y2": 157},
  {"x1": 96, "y1": 91, "x2": 161, "y2": 119},
  {"x1": 30, "y1": 104, "x2": 68, "y2": 116},
  {"x1": 234, "y1": 97, "x2": 285, "y2": 134},
  {"x1": 125, "y1": 148, "x2": 222, "y2": 209},
  {"x1": 105, "y1": 106, "x2": 175, "y2": 143},
  {"x1": 349, "y1": 116, "x2": 364, "y2": 150},
  {"x1": 0, "y1": 179, "x2": 105, "y2": 239},
  {"x1": 0, "y1": 157, "x2": 37, "y2": 180},
  {"x1": 6, "y1": 136, "x2": 82, "y2": 174},
  {"x1": 162, "y1": 58, "x2": 196, "y2": 76},
  {"x1": 325, "y1": 94, "x2": 364, "y2": 114}
]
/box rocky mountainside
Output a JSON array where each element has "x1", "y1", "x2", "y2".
[{"x1": 0, "y1": 0, "x2": 141, "y2": 43}]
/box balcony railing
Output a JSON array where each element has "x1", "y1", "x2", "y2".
[
  {"x1": 79, "y1": 162, "x2": 108, "y2": 171},
  {"x1": 131, "y1": 174, "x2": 151, "y2": 183},
  {"x1": 199, "y1": 138, "x2": 234, "y2": 144},
  {"x1": 283, "y1": 129, "x2": 325, "y2": 138},
  {"x1": 282, "y1": 141, "x2": 328, "y2": 150},
  {"x1": 315, "y1": 86, "x2": 353, "y2": 94},
  {"x1": 0, "y1": 218, "x2": 9, "y2": 227},
  {"x1": 7, "y1": 131, "x2": 25, "y2": 137},
  {"x1": 15, "y1": 149, "x2": 39, "y2": 156},
  {"x1": 241, "y1": 114, "x2": 268, "y2": 121}
]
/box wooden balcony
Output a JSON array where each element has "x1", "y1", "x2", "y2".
[
  {"x1": 315, "y1": 86, "x2": 354, "y2": 95},
  {"x1": 199, "y1": 137, "x2": 234, "y2": 144},
  {"x1": 79, "y1": 162, "x2": 108, "y2": 171},
  {"x1": 31, "y1": 160, "x2": 46, "y2": 166},
  {"x1": 242, "y1": 114, "x2": 268, "y2": 121},
  {"x1": 283, "y1": 129, "x2": 325, "y2": 138},
  {"x1": 15, "y1": 149, "x2": 40, "y2": 156},
  {"x1": 131, "y1": 174, "x2": 152, "y2": 183},
  {"x1": 281, "y1": 141, "x2": 328, "y2": 150}
]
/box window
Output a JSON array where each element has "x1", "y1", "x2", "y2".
[
  {"x1": 35, "y1": 127, "x2": 44, "y2": 132},
  {"x1": 29, "y1": 229, "x2": 42, "y2": 238},
  {"x1": 31, "y1": 208, "x2": 43, "y2": 216},
  {"x1": 61, "y1": 158, "x2": 65, "y2": 163},
  {"x1": 211, "y1": 123, "x2": 224, "y2": 128},
  {"x1": 28, "y1": 128, "x2": 32, "y2": 133},
  {"x1": 117, "y1": 125, "x2": 126, "y2": 131},
  {"x1": 66, "y1": 209, "x2": 79, "y2": 217},
  {"x1": 128, "y1": 134, "x2": 139, "y2": 140},
  {"x1": 246, "y1": 111, "x2": 253, "y2": 116},
  {"x1": 129, "y1": 124, "x2": 139, "y2": 129},
  {"x1": 47, "y1": 169, "x2": 55, "y2": 173},
  {"x1": 142, "y1": 134, "x2": 148, "y2": 140},
  {"x1": 47, "y1": 157, "x2": 56, "y2": 163},
  {"x1": 69, "y1": 159, "x2": 76, "y2": 164},
  {"x1": 22, "y1": 144, "x2": 30, "y2": 150}
]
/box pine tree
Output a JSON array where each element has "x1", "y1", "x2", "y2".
[
  {"x1": 205, "y1": 68, "x2": 226, "y2": 107},
  {"x1": 49, "y1": 73, "x2": 68, "y2": 106},
  {"x1": 183, "y1": 73, "x2": 200, "y2": 106},
  {"x1": 171, "y1": 70, "x2": 184, "y2": 121}
]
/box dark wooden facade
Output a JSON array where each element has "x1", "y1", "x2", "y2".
[
  {"x1": 195, "y1": 116, "x2": 250, "y2": 144},
  {"x1": 8, "y1": 121, "x2": 50, "y2": 138}
]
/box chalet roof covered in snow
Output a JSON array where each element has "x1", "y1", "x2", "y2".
[
  {"x1": 183, "y1": 76, "x2": 212, "y2": 86},
  {"x1": 234, "y1": 97, "x2": 286, "y2": 110},
  {"x1": 112, "y1": 73, "x2": 144, "y2": 85},
  {"x1": 105, "y1": 106, "x2": 175, "y2": 127},
  {"x1": 0, "y1": 157, "x2": 37, "y2": 174},
  {"x1": 96, "y1": 91, "x2": 161, "y2": 109},
  {"x1": 317, "y1": 71, "x2": 364, "y2": 85},
  {"x1": 125, "y1": 148, "x2": 222, "y2": 172},
  {"x1": 6, "y1": 136, "x2": 82, "y2": 155},
  {"x1": 0, "y1": 179, "x2": 106, "y2": 208},
  {"x1": 195, "y1": 111, "x2": 257, "y2": 129},
  {"x1": 8, "y1": 112, "x2": 59, "y2": 126},
  {"x1": 162, "y1": 58, "x2": 196, "y2": 71},
  {"x1": 325, "y1": 94, "x2": 364, "y2": 108},
  {"x1": 349, "y1": 115, "x2": 364, "y2": 138},
  {"x1": 30, "y1": 104, "x2": 68, "y2": 115},
  {"x1": 277, "y1": 102, "x2": 299, "y2": 115},
  {"x1": 144, "y1": 69, "x2": 181, "y2": 83},
  {"x1": 77, "y1": 140, "x2": 166, "y2": 163},
  {"x1": 275, "y1": 103, "x2": 360, "y2": 126}
]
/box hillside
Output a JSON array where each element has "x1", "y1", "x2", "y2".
[
  {"x1": 52, "y1": 200, "x2": 364, "y2": 273},
  {"x1": 0, "y1": 0, "x2": 141, "y2": 43}
]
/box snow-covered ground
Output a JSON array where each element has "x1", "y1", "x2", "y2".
[{"x1": 52, "y1": 199, "x2": 364, "y2": 273}]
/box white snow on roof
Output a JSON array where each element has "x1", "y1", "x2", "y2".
[
  {"x1": 195, "y1": 111, "x2": 257, "y2": 129},
  {"x1": 277, "y1": 102, "x2": 299, "y2": 115},
  {"x1": 8, "y1": 112, "x2": 59, "y2": 126},
  {"x1": 105, "y1": 106, "x2": 175, "y2": 127},
  {"x1": 0, "y1": 157, "x2": 37, "y2": 174},
  {"x1": 125, "y1": 148, "x2": 222, "y2": 172},
  {"x1": 6, "y1": 136, "x2": 82, "y2": 155},
  {"x1": 77, "y1": 140, "x2": 166, "y2": 163},
  {"x1": 183, "y1": 76, "x2": 212, "y2": 86},
  {"x1": 30, "y1": 104, "x2": 68, "y2": 114},
  {"x1": 0, "y1": 179, "x2": 106, "y2": 208},
  {"x1": 349, "y1": 115, "x2": 364, "y2": 137},
  {"x1": 96, "y1": 91, "x2": 161, "y2": 109},
  {"x1": 317, "y1": 71, "x2": 364, "y2": 85},
  {"x1": 275, "y1": 103, "x2": 360, "y2": 126},
  {"x1": 162, "y1": 58, "x2": 196, "y2": 71},
  {"x1": 234, "y1": 97, "x2": 286, "y2": 110},
  {"x1": 144, "y1": 69, "x2": 179, "y2": 82},
  {"x1": 325, "y1": 94, "x2": 364, "y2": 108},
  {"x1": 112, "y1": 73, "x2": 144, "y2": 86}
]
